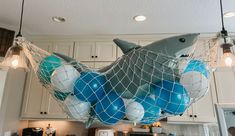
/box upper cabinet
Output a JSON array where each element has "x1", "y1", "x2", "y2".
[
  {"x1": 74, "y1": 42, "x2": 95, "y2": 61},
  {"x1": 95, "y1": 42, "x2": 116, "y2": 61},
  {"x1": 74, "y1": 41, "x2": 116, "y2": 62},
  {"x1": 52, "y1": 41, "x2": 74, "y2": 57},
  {"x1": 213, "y1": 67, "x2": 235, "y2": 103},
  {"x1": 21, "y1": 41, "x2": 68, "y2": 119}
]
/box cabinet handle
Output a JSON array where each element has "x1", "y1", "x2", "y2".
[
  {"x1": 91, "y1": 56, "x2": 94, "y2": 58},
  {"x1": 44, "y1": 112, "x2": 47, "y2": 114},
  {"x1": 95, "y1": 56, "x2": 98, "y2": 58},
  {"x1": 40, "y1": 112, "x2": 43, "y2": 114},
  {"x1": 194, "y1": 115, "x2": 197, "y2": 118},
  {"x1": 189, "y1": 115, "x2": 193, "y2": 117}
]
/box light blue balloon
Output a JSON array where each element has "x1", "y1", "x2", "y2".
[
  {"x1": 184, "y1": 60, "x2": 208, "y2": 78},
  {"x1": 135, "y1": 96, "x2": 161, "y2": 124},
  {"x1": 74, "y1": 71, "x2": 106, "y2": 103},
  {"x1": 38, "y1": 55, "x2": 62, "y2": 83},
  {"x1": 95, "y1": 92, "x2": 125, "y2": 125},
  {"x1": 154, "y1": 80, "x2": 190, "y2": 115}
]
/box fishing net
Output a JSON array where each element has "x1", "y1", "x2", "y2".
[{"x1": 16, "y1": 35, "x2": 216, "y2": 126}]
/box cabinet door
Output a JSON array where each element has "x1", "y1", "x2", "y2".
[
  {"x1": 74, "y1": 42, "x2": 95, "y2": 61},
  {"x1": 44, "y1": 91, "x2": 68, "y2": 119},
  {"x1": 21, "y1": 42, "x2": 52, "y2": 118},
  {"x1": 32, "y1": 41, "x2": 52, "y2": 53},
  {"x1": 21, "y1": 69, "x2": 45, "y2": 118},
  {"x1": 52, "y1": 41, "x2": 74, "y2": 57},
  {"x1": 192, "y1": 87, "x2": 217, "y2": 123},
  {"x1": 214, "y1": 68, "x2": 235, "y2": 103},
  {"x1": 167, "y1": 106, "x2": 194, "y2": 122},
  {"x1": 95, "y1": 42, "x2": 116, "y2": 61}
]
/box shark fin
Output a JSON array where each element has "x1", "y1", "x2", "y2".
[
  {"x1": 53, "y1": 52, "x2": 89, "y2": 72},
  {"x1": 113, "y1": 39, "x2": 141, "y2": 54}
]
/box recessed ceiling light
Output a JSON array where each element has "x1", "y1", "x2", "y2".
[
  {"x1": 133, "y1": 15, "x2": 146, "y2": 22},
  {"x1": 52, "y1": 16, "x2": 66, "y2": 23},
  {"x1": 224, "y1": 11, "x2": 235, "y2": 18}
]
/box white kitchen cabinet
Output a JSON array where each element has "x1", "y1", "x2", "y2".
[
  {"x1": 168, "y1": 83, "x2": 217, "y2": 123},
  {"x1": 52, "y1": 41, "x2": 74, "y2": 57},
  {"x1": 74, "y1": 42, "x2": 95, "y2": 61},
  {"x1": 74, "y1": 41, "x2": 116, "y2": 62},
  {"x1": 95, "y1": 42, "x2": 116, "y2": 61},
  {"x1": 21, "y1": 41, "x2": 67, "y2": 119},
  {"x1": 167, "y1": 106, "x2": 194, "y2": 122},
  {"x1": 213, "y1": 67, "x2": 235, "y2": 103}
]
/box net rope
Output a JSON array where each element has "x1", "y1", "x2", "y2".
[{"x1": 17, "y1": 37, "x2": 216, "y2": 125}]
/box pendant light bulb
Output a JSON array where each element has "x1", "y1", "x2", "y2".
[
  {"x1": 218, "y1": 42, "x2": 235, "y2": 67},
  {"x1": 223, "y1": 52, "x2": 235, "y2": 67},
  {"x1": 1, "y1": 40, "x2": 28, "y2": 70}
]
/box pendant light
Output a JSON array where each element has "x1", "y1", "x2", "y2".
[
  {"x1": 1, "y1": 0, "x2": 28, "y2": 69},
  {"x1": 217, "y1": 0, "x2": 235, "y2": 67}
]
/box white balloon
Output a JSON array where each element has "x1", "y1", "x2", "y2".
[
  {"x1": 122, "y1": 98, "x2": 134, "y2": 108},
  {"x1": 126, "y1": 101, "x2": 145, "y2": 122},
  {"x1": 51, "y1": 65, "x2": 80, "y2": 93},
  {"x1": 180, "y1": 71, "x2": 209, "y2": 99},
  {"x1": 63, "y1": 95, "x2": 91, "y2": 120}
]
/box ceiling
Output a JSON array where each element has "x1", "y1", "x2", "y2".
[{"x1": 0, "y1": 0, "x2": 235, "y2": 35}]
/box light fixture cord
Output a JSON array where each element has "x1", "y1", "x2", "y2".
[
  {"x1": 16, "y1": 0, "x2": 25, "y2": 37},
  {"x1": 219, "y1": 0, "x2": 227, "y2": 43}
]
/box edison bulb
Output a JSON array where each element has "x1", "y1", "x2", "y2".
[
  {"x1": 11, "y1": 55, "x2": 20, "y2": 68},
  {"x1": 223, "y1": 52, "x2": 235, "y2": 67}
]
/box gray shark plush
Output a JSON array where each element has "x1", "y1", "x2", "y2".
[{"x1": 54, "y1": 33, "x2": 199, "y2": 99}]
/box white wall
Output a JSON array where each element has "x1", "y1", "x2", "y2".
[{"x1": 0, "y1": 69, "x2": 26, "y2": 136}]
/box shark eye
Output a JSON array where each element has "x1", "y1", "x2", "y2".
[{"x1": 179, "y1": 38, "x2": 186, "y2": 43}]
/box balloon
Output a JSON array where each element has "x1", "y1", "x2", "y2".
[
  {"x1": 154, "y1": 80, "x2": 190, "y2": 115},
  {"x1": 126, "y1": 101, "x2": 144, "y2": 122},
  {"x1": 95, "y1": 92, "x2": 125, "y2": 125},
  {"x1": 136, "y1": 96, "x2": 161, "y2": 124},
  {"x1": 63, "y1": 94, "x2": 91, "y2": 120},
  {"x1": 54, "y1": 90, "x2": 70, "y2": 101},
  {"x1": 180, "y1": 71, "x2": 209, "y2": 99},
  {"x1": 51, "y1": 65, "x2": 80, "y2": 93},
  {"x1": 38, "y1": 55, "x2": 62, "y2": 83},
  {"x1": 74, "y1": 71, "x2": 106, "y2": 103},
  {"x1": 183, "y1": 60, "x2": 208, "y2": 78}
]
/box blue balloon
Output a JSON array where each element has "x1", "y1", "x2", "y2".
[
  {"x1": 95, "y1": 92, "x2": 125, "y2": 125},
  {"x1": 135, "y1": 96, "x2": 161, "y2": 124},
  {"x1": 74, "y1": 71, "x2": 106, "y2": 103},
  {"x1": 38, "y1": 55, "x2": 62, "y2": 83},
  {"x1": 184, "y1": 60, "x2": 208, "y2": 78},
  {"x1": 154, "y1": 80, "x2": 190, "y2": 115}
]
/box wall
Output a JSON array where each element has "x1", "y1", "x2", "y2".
[{"x1": 0, "y1": 69, "x2": 26, "y2": 136}]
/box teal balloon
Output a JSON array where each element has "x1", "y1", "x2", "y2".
[
  {"x1": 38, "y1": 55, "x2": 62, "y2": 83},
  {"x1": 184, "y1": 60, "x2": 208, "y2": 78},
  {"x1": 54, "y1": 91, "x2": 70, "y2": 101},
  {"x1": 135, "y1": 96, "x2": 161, "y2": 124},
  {"x1": 74, "y1": 71, "x2": 106, "y2": 103},
  {"x1": 95, "y1": 92, "x2": 125, "y2": 125},
  {"x1": 154, "y1": 80, "x2": 190, "y2": 115}
]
